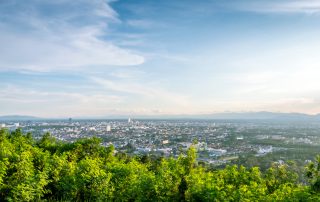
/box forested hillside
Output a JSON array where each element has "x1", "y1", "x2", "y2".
[{"x1": 1, "y1": 128, "x2": 320, "y2": 201}]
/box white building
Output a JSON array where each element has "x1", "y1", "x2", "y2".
[
  {"x1": 258, "y1": 146, "x2": 273, "y2": 154},
  {"x1": 89, "y1": 127, "x2": 96, "y2": 131},
  {"x1": 106, "y1": 125, "x2": 111, "y2": 132}
]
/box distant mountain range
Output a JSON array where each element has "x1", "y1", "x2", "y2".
[
  {"x1": 120, "y1": 112, "x2": 320, "y2": 121},
  {"x1": 187, "y1": 112, "x2": 320, "y2": 120},
  {"x1": 0, "y1": 115, "x2": 41, "y2": 121},
  {"x1": 1, "y1": 112, "x2": 320, "y2": 121}
]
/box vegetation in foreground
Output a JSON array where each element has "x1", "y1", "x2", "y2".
[{"x1": 1, "y1": 129, "x2": 320, "y2": 201}]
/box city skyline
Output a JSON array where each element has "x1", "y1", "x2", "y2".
[{"x1": 1, "y1": 0, "x2": 320, "y2": 117}]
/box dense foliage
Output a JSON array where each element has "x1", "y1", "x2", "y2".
[{"x1": 1, "y1": 129, "x2": 320, "y2": 201}]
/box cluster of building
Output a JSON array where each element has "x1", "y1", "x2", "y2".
[{"x1": 1, "y1": 118, "x2": 320, "y2": 165}]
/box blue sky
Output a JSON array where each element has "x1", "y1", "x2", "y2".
[{"x1": 1, "y1": 0, "x2": 320, "y2": 117}]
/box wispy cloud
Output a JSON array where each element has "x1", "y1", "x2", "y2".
[
  {"x1": 0, "y1": 85, "x2": 124, "y2": 117},
  {"x1": 91, "y1": 76, "x2": 190, "y2": 107},
  {"x1": 126, "y1": 19, "x2": 154, "y2": 28},
  {"x1": 0, "y1": 0, "x2": 144, "y2": 72},
  {"x1": 0, "y1": 83, "x2": 192, "y2": 117},
  {"x1": 233, "y1": 0, "x2": 320, "y2": 14},
  {"x1": 0, "y1": 85, "x2": 123, "y2": 104}
]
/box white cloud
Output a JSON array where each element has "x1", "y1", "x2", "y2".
[
  {"x1": 91, "y1": 76, "x2": 190, "y2": 107},
  {"x1": 0, "y1": 0, "x2": 144, "y2": 72},
  {"x1": 235, "y1": 0, "x2": 320, "y2": 14},
  {"x1": 0, "y1": 85, "x2": 125, "y2": 117},
  {"x1": 126, "y1": 19, "x2": 154, "y2": 28},
  {"x1": 0, "y1": 84, "x2": 192, "y2": 117}
]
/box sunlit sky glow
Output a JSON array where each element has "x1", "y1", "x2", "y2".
[{"x1": 1, "y1": 0, "x2": 320, "y2": 117}]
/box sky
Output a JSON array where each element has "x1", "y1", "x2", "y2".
[{"x1": 1, "y1": 0, "x2": 320, "y2": 118}]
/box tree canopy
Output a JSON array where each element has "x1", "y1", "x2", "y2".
[{"x1": 1, "y1": 128, "x2": 320, "y2": 201}]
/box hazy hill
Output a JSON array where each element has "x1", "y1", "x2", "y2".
[
  {"x1": 1, "y1": 112, "x2": 320, "y2": 121},
  {"x1": 0, "y1": 115, "x2": 41, "y2": 121},
  {"x1": 196, "y1": 112, "x2": 318, "y2": 120}
]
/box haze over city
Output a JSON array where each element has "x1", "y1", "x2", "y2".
[{"x1": 1, "y1": 0, "x2": 320, "y2": 117}]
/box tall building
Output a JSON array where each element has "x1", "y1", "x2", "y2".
[
  {"x1": 128, "y1": 118, "x2": 131, "y2": 123},
  {"x1": 106, "y1": 125, "x2": 111, "y2": 132}
]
